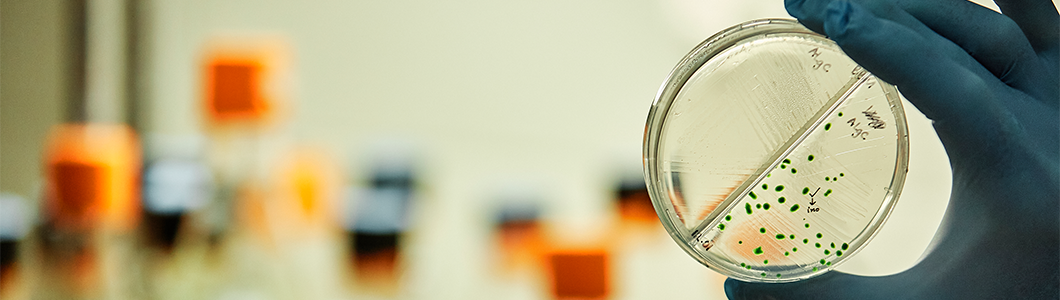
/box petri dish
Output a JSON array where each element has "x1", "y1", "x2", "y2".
[{"x1": 643, "y1": 19, "x2": 909, "y2": 282}]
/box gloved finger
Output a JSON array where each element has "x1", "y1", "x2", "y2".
[
  {"x1": 995, "y1": 0, "x2": 1060, "y2": 107},
  {"x1": 786, "y1": 0, "x2": 934, "y2": 44},
  {"x1": 899, "y1": 0, "x2": 1056, "y2": 104},
  {"x1": 995, "y1": 0, "x2": 1060, "y2": 54},
  {"x1": 823, "y1": 1, "x2": 1006, "y2": 150},
  {"x1": 788, "y1": 0, "x2": 1052, "y2": 102},
  {"x1": 785, "y1": 0, "x2": 997, "y2": 85},
  {"x1": 724, "y1": 271, "x2": 902, "y2": 299}
]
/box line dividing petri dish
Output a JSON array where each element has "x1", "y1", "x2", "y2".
[{"x1": 643, "y1": 19, "x2": 909, "y2": 282}]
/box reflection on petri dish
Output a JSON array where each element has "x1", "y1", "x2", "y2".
[{"x1": 643, "y1": 19, "x2": 909, "y2": 282}]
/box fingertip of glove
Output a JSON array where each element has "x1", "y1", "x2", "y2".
[
  {"x1": 724, "y1": 278, "x2": 747, "y2": 299},
  {"x1": 823, "y1": 1, "x2": 854, "y2": 38},
  {"x1": 784, "y1": 0, "x2": 807, "y2": 19}
]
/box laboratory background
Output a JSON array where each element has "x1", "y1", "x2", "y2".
[{"x1": 5, "y1": 0, "x2": 1014, "y2": 299}]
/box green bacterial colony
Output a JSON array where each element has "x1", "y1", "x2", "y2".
[{"x1": 713, "y1": 111, "x2": 854, "y2": 279}]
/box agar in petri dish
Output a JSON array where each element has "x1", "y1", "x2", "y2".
[{"x1": 643, "y1": 19, "x2": 909, "y2": 282}]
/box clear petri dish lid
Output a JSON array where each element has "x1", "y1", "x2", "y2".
[{"x1": 643, "y1": 19, "x2": 909, "y2": 282}]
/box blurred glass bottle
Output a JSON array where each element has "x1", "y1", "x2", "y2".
[
  {"x1": 141, "y1": 156, "x2": 214, "y2": 251},
  {"x1": 39, "y1": 124, "x2": 142, "y2": 300},
  {"x1": 0, "y1": 194, "x2": 32, "y2": 298},
  {"x1": 344, "y1": 147, "x2": 417, "y2": 295},
  {"x1": 492, "y1": 185, "x2": 545, "y2": 275}
]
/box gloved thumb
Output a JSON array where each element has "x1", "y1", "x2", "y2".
[{"x1": 724, "y1": 271, "x2": 897, "y2": 299}]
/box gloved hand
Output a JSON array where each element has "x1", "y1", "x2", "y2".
[{"x1": 725, "y1": 0, "x2": 1058, "y2": 299}]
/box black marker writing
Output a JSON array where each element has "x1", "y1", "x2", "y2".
[
  {"x1": 808, "y1": 48, "x2": 831, "y2": 72},
  {"x1": 807, "y1": 187, "x2": 821, "y2": 213},
  {"x1": 862, "y1": 105, "x2": 886, "y2": 129},
  {"x1": 847, "y1": 118, "x2": 868, "y2": 140}
]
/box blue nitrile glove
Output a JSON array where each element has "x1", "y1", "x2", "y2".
[{"x1": 725, "y1": 0, "x2": 1058, "y2": 299}]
